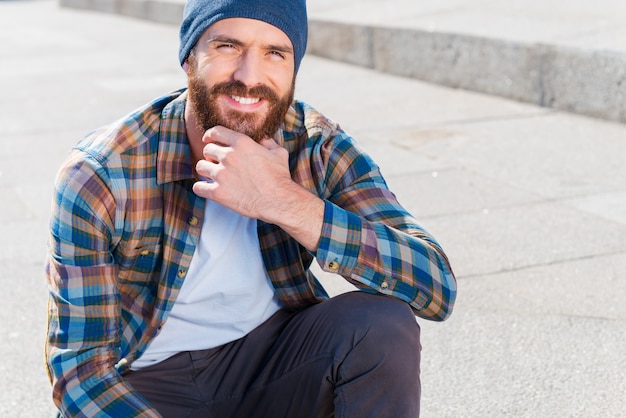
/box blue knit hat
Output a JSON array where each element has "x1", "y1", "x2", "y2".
[{"x1": 179, "y1": 0, "x2": 308, "y2": 72}]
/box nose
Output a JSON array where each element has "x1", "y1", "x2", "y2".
[{"x1": 233, "y1": 50, "x2": 265, "y2": 87}]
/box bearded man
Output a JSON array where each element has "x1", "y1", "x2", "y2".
[{"x1": 44, "y1": 0, "x2": 457, "y2": 417}]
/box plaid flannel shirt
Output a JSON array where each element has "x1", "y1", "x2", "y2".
[{"x1": 45, "y1": 89, "x2": 456, "y2": 417}]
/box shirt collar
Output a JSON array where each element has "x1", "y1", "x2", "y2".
[
  {"x1": 156, "y1": 89, "x2": 194, "y2": 185},
  {"x1": 279, "y1": 100, "x2": 338, "y2": 153}
]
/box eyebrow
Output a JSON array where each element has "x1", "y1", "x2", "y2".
[
  {"x1": 208, "y1": 35, "x2": 245, "y2": 47},
  {"x1": 208, "y1": 35, "x2": 293, "y2": 54},
  {"x1": 266, "y1": 43, "x2": 294, "y2": 54}
]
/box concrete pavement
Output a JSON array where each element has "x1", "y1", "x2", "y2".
[{"x1": 1, "y1": 0, "x2": 625, "y2": 416}]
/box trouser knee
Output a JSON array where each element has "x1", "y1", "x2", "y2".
[
  {"x1": 335, "y1": 292, "x2": 419, "y2": 340},
  {"x1": 326, "y1": 292, "x2": 421, "y2": 417},
  {"x1": 328, "y1": 292, "x2": 421, "y2": 369}
]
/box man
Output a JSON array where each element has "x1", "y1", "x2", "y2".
[{"x1": 45, "y1": 0, "x2": 457, "y2": 416}]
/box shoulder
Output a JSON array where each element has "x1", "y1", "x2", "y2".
[
  {"x1": 282, "y1": 100, "x2": 364, "y2": 153},
  {"x1": 73, "y1": 89, "x2": 186, "y2": 164},
  {"x1": 53, "y1": 89, "x2": 187, "y2": 208},
  {"x1": 283, "y1": 100, "x2": 383, "y2": 195},
  {"x1": 283, "y1": 100, "x2": 339, "y2": 139}
]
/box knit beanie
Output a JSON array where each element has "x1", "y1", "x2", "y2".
[{"x1": 179, "y1": 0, "x2": 308, "y2": 72}]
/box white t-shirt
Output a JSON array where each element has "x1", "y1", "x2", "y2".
[{"x1": 131, "y1": 198, "x2": 283, "y2": 370}]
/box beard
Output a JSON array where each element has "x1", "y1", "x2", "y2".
[{"x1": 186, "y1": 56, "x2": 295, "y2": 143}]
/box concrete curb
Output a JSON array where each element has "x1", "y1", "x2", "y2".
[
  {"x1": 60, "y1": 0, "x2": 626, "y2": 124},
  {"x1": 308, "y1": 21, "x2": 626, "y2": 125}
]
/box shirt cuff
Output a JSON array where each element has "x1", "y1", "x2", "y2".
[{"x1": 315, "y1": 201, "x2": 361, "y2": 275}]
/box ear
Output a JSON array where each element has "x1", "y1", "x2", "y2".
[{"x1": 182, "y1": 60, "x2": 190, "y2": 74}]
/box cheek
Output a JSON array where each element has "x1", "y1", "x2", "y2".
[
  {"x1": 270, "y1": 70, "x2": 295, "y2": 99},
  {"x1": 193, "y1": 56, "x2": 236, "y2": 82}
]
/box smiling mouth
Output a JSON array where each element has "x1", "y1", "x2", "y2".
[{"x1": 230, "y1": 95, "x2": 261, "y2": 105}]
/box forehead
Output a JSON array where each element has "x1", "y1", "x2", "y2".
[{"x1": 202, "y1": 17, "x2": 293, "y2": 49}]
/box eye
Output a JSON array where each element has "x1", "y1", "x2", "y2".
[
  {"x1": 268, "y1": 50, "x2": 286, "y2": 60},
  {"x1": 215, "y1": 43, "x2": 238, "y2": 52}
]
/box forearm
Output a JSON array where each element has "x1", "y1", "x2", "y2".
[
  {"x1": 315, "y1": 201, "x2": 456, "y2": 321},
  {"x1": 260, "y1": 178, "x2": 325, "y2": 252},
  {"x1": 303, "y1": 130, "x2": 457, "y2": 319},
  {"x1": 48, "y1": 327, "x2": 159, "y2": 416},
  {"x1": 49, "y1": 360, "x2": 159, "y2": 418},
  {"x1": 46, "y1": 260, "x2": 159, "y2": 417}
]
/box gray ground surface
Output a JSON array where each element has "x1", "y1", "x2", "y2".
[{"x1": 1, "y1": 1, "x2": 624, "y2": 416}]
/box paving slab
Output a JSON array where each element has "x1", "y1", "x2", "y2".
[
  {"x1": 394, "y1": 113, "x2": 626, "y2": 199},
  {"x1": 419, "y1": 308, "x2": 626, "y2": 417},
  {"x1": 424, "y1": 201, "x2": 626, "y2": 277},
  {"x1": 460, "y1": 252, "x2": 626, "y2": 321},
  {"x1": 385, "y1": 168, "x2": 543, "y2": 219},
  {"x1": 565, "y1": 191, "x2": 626, "y2": 226}
]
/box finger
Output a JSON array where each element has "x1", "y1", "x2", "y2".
[
  {"x1": 202, "y1": 142, "x2": 228, "y2": 162},
  {"x1": 196, "y1": 159, "x2": 220, "y2": 180},
  {"x1": 192, "y1": 178, "x2": 218, "y2": 198},
  {"x1": 259, "y1": 138, "x2": 279, "y2": 150},
  {"x1": 203, "y1": 125, "x2": 239, "y2": 145}
]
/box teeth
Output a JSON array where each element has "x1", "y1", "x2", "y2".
[{"x1": 231, "y1": 95, "x2": 260, "y2": 105}]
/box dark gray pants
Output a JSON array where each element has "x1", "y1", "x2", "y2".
[{"x1": 124, "y1": 292, "x2": 421, "y2": 418}]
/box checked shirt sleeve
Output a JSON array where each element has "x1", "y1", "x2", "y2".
[
  {"x1": 45, "y1": 151, "x2": 160, "y2": 417},
  {"x1": 313, "y1": 132, "x2": 457, "y2": 321}
]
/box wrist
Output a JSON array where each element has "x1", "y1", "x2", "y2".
[{"x1": 263, "y1": 180, "x2": 324, "y2": 251}]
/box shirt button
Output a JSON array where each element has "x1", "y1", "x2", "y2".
[
  {"x1": 139, "y1": 249, "x2": 149, "y2": 256},
  {"x1": 328, "y1": 261, "x2": 339, "y2": 271},
  {"x1": 381, "y1": 281, "x2": 389, "y2": 290},
  {"x1": 188, "y1": 216, "x2": 199, "y2": 226},
  {"x1": 177, "y1": 269, "x2": 187, "y2": 278}
]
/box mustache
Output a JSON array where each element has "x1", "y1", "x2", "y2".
[{"x1": 209, "y1": 80, "x2": 279, "y2": 103}]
